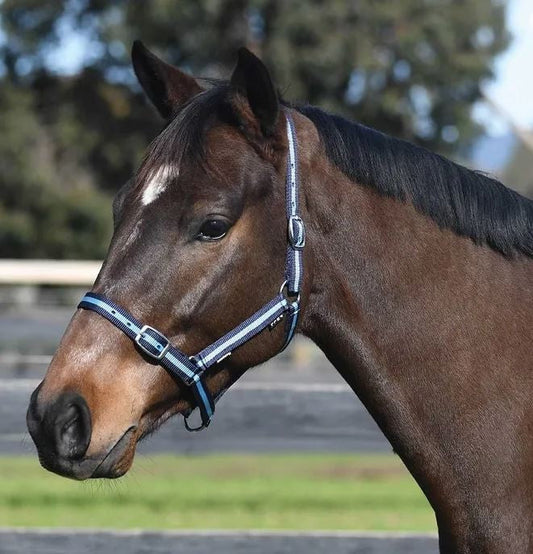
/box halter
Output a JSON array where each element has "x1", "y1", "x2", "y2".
[{"x1": 78, "y1": 112, "x2": 304, "y2": 431}]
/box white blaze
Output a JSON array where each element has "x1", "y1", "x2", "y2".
[{"x1": 141, "y1": 164, "x2": 176, "y2": 206}]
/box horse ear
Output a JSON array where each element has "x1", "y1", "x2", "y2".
[
  {"x1": 230, "y1": 47, "x2": 279, "y2": 135},
  {"x1": 131, "y1": 40, "x2": 202, "y2": 119}
]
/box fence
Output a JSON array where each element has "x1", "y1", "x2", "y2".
[
  {"x1": 0, "y1": 259, "x2": 320, "y2": 375},
  {"x1": 0, "y1": 259, "x2": 101, "y2": 286}
]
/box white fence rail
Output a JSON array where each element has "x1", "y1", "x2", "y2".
[
  {"x1": 0, "y1": 259, "x2": 102, "y2": 286},
  {"x1": 0, "y1": 354, "x2": 51, "y2": 366},
  {"x1": 0, "y1": 259, "x2": 318, "y2": 376}
]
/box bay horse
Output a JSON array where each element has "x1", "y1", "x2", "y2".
[{"x1": 27, "y1": 42, "x2": 532, "y2": 553}]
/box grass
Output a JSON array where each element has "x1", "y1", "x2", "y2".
[{"x1": 0, "y1": 454, "x2": 436, "y2": 531}]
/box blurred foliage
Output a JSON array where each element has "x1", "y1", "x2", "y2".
[
  {"x1": 0, "y1": 79, "x2": 114, "y2": 258},
  {"x1": 0, "y1": 0, "x2": 509, "y2": 258}
]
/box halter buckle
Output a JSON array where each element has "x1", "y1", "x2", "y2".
[
  {"x1": 134, "y1": 325, "x2": 170, "y2": 360},
  {"x1": 288, "y1": 215, "x2": 305, "y2": 250}
]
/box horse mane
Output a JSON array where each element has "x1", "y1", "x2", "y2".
[
  {"x1": 297, "y1": 105, "x2": 533, "y2": 258},
  {"x1": 141, "y1": 82, "x2": 533, "y2": 258}
]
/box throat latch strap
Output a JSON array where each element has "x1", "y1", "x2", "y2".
[{"x1": 78, "y1": 112, "x2": 304, "y2": 431}]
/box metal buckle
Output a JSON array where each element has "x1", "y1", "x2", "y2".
[
  {"x1": 288, "y1": 215, "x2": 305, "y2": 250},
  {"x1": 134, "y1": 325, "x2": 170, "y2": 360}
]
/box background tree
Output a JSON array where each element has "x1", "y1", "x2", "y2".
[{"x1": 0, "y1": 0, "x2": 510, "y2": 258}]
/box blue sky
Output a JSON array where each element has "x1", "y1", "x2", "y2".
[{"x1": 476, "y1": 0, "x2": 533, "y2": 133}]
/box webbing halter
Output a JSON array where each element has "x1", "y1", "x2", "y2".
[{"x1": 78, "y1": 112, "x2": 304, "y2": 431}]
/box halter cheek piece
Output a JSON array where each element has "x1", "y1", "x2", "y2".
[{"x1": 78, "y1": 112, "x2": 304, "y2": 432}]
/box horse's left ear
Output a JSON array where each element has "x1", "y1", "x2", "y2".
[{"x1": 230, "y1": 48, "x2": 279, "y2": 136}]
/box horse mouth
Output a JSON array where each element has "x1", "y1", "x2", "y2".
[
  {"x1": 91, "y1": 426, "x2": 137, "y2": 478},
  {"x1": 82, "y1": 366, "x2": 237, "y2": 477},
  {"x1": 47, "y1": 391, "x2": 194, "y2": 480},
  {"x1": 34, "y1": 426, "x2": 137, "y2": 480}
]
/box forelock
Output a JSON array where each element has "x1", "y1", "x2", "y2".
[{"x1": 137, "y1": 84, "x2": 234, "y2": 187}]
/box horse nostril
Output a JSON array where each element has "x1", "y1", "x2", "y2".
[{"x1": 51, "y1": 394, "x2": 92, "y2": 460}]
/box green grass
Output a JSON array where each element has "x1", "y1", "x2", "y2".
[{"x1": 0, "y1": 454, "x2": 436, "y2": 531}]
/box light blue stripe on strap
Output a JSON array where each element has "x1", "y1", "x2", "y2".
[
  {"x1": 165, "y1": 351, "x2": 197, "y2": 380},
  {"x1": 81, "y1": 296, "x2": 142, "y2": 335},
  {"x1": 282, "y1": 301, "x2": 300, "y2": 350},
  {"x1": 83, "y1": 296, "x2": 198, "y2": 381},
  {"x1": 194, "y1": 380, "x2": 213, "y2": 418},
  {"x1": 199, "y1": 297, "x2": 288, "y2": 367}
]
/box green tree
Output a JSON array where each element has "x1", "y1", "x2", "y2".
[
  {"x1": 109, "y1": 0, "x2": 509, "y2": 151},
  {"x1": 0, "y1": 0, "x2": 510, "y2": 258},
  {"x1": 0, "y1": 81, "x2": 113, "y2": 258}
]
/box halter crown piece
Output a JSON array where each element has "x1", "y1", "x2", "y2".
[{"x1": 78, "y1": 112, "x2": 304, "y2": 431}]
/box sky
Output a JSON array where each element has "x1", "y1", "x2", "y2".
[{"x1": 476, "y1": 0, "x2": 533, "y2": 134}]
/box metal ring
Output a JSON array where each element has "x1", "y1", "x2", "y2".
[
  {"x1": 279, "y1": 280, "x2": 301, "y2": 304},
  {"x1": 184, "y1": 412, "x2": 209, "y2": 432}
]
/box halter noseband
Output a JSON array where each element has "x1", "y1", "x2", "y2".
[{"x1": 78, "y1": 112, "x2": 304, "y2": 431}]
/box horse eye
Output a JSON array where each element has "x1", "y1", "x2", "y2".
[{"x1": 197, "y1": 219, "x2": 229, "y2": 241}]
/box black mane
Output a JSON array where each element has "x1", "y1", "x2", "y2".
[
  {"x1": 142, "y1": 84, "x2": 533, "y2": 258},
  {"x1": 298, "y1": 105, "x2": 533, "y2": 257}
]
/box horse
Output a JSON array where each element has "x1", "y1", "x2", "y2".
[{"x1": 27, "y1": 42, "x2": 532, "y2": 553}]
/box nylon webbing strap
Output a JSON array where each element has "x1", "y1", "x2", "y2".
[
  {"x1": 285, "y1": 112, "x2": 304, "y2": 295},
  {"x1": 78, "y1": 112, "x2": 304, "y2": 431},
  {"x1": 79, "y1": 293, "x2": 215, "y2": 426},
  {"x1": 195, "y1": 294, "x2": 290, "y2": 370}
]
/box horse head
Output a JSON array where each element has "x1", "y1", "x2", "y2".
[{"x1": 27, "y1": 43, "x2": 315, "y2": 479}]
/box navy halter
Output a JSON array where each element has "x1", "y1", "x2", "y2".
[{"x1": 78, "y1": 112, "x2": 305, "y2": 431}]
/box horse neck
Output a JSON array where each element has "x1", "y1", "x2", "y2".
[{"x1": 300, "y1": 160, "x2": 533, "y2": 549}]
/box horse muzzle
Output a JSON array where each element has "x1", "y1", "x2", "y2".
[{"x1": 26, "y1": 383, "x2": 135, "y2": 480}]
